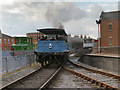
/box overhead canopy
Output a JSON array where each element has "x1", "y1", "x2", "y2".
[{"x1": 37, "y1": 28, "x2": 67, "y2": 36}]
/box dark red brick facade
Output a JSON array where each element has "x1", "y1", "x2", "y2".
[
  {"x1": 0, "y1": 33, "x2": 15, "y2": 51},
  {"x1": 100, "y1": 11, "x2": 120, "y2": 47},
  {"x1": 26, "y1": 32, "x2": 44, "y2": 47}
]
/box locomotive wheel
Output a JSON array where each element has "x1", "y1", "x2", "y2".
[
  {"x1": 41, "y1": 62, "x2": 44, "y2": 67},
  {"x1": 44, "y1": 61, "x2": 47, "y2": 67},
  {"x1": 43, "y1": 61, "x2": 46, "y2": 67},
  {"x1": 46, "y1": 61, "x2": 48, "y2": 65},
  {"x1": 36, "y1": 56, "x2": 39, "y2": 62}
]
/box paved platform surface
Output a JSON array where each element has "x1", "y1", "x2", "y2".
[
  {"x1": 0, "y1": 62, "x2": 41, "y2": 89},
  {"x1": 69, "y1": 57, "x2": 119, "y2": 75},
  {"x1": 86, "y1": 53, "x2": 120, "y2": 58}
]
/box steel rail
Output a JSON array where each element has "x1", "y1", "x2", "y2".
[
  {"x1": 1, "y1": 66, "x2": 42, "y2": 90},
  {"x1": 69, "y1": 59, "x2": 120, "y2": 80},
  {"x1": 64, "y1": 66, "x2": 118, "y2": 90},
  {"x1": 39, "y1": 67, "x2": 61, "y2": 90}
]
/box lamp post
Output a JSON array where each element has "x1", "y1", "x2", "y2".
[{"x1": 96, "y1": 20, "x2": 101, "y2": 53}]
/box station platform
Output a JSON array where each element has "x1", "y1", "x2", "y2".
[
  {"x1": 79, "y1": 53, "x2": 120, "y2": 73},
  {"x1": 0, "y1": 62, "x2": 41, "y2": 89},
  {"x1": 87, "y1": 53, "x2": 120, "y2": 58}
]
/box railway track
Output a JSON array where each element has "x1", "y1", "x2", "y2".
[
  {"x1": 1, "y1": 57, "x2": 119, "y2": 89},
  {"x1": 69, "y1": 58, "x2": 120, "y2": 80},
  {"x1": 1, "y1": 63, "x2": 61, "y2": 90},
  {"x1": 48, "y1": 68, "x2": 101, "y2": 88},
  {"x1": 63, "y1": 58, "x2": 120, "y2": 90},
  {"x1": 39, "y1": 67, "x2": 61, "y2": 89}
]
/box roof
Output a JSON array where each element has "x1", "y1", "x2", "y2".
[
  {"x1": 100, "y1": 11, "x2": 120, "y2": 19},
  {"x1": 37, "y1": 28, "x2": 67, "y2": 36},
  {"x1": 2, "y1": 33, "x2": 13, "y2": 38},
  {"x1": 14, "y1": 37, "x2": 32, "y2": 39},
  {"x1": 14, "y1": 37, "x2": 30, "y2": 38},
  {"x1": 26, "y1": 32, "x2": 43, "y2": 35}
]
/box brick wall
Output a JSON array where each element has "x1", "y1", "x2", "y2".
[
  {"x1": 26, "y1": 33, "x2": 44, "y2": 49},
  {"x1": 1, "y1": 38, "x2": 15, "y2": 51},
  {"x1": 100, "y1": 18, "x2": 119, "y2": 47}
]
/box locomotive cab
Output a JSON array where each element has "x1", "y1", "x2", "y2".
[{"x1": 35, "y1": 28, "x2": 69, "y2": 66}]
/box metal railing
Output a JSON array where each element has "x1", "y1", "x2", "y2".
[
  {"x1": 0, "y1": 50, "x2": 36, "y2": 76},
  {"x1": 92, "y1": 46, "x2": 120, "y2": 54}
]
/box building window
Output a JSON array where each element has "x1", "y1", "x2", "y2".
[
  {"x1": 8, "y1": 47, "x2": 10, "y2": 50},
  {"x1": 109, "y1": 37, "x2": 112, "y2": 45},
  {"x1": 27, "y1": 39, "x2": 29, "y2": 42},
  {"x1": 12, "y1": 39, "x2": 14, "y2": 44},
  {"x1": 16, "y1": 39, "x2": 19, "y2": 43},
  {"x1": 24, "y1": 39, "x2": 27, "y2": 42},
  {"x1": 4, "y1": 39, "x2": 6, "y2": 44},
  {"x1": 8, "y1": 39, "x2": 10, "y2": 44},
  {"x1": 16, "y1": 39, "x2": 21, "y2": 43},
  {"x1": 30, "y1": 38, "x2": 32, "y2": 44},
  {"x1": 109, "y1": 24, "x2": 112, "y2": 32}
]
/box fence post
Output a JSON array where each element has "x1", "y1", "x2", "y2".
[
  {"x1": 5, "y1": 57, "x2": 8, "y2": 76},
  {"x1": 20, "y1": 56, "x2": 23, "y2": 69},
  {"x1": 18, "y1": 56, "x2": 20, "y2": 69},
  {"x1": 25, "y1": 54, "x2": 27, "y2": 67},
  {"x1": 29, "y1": 54, "x2": 31, "y2": 67},
  {"x1": 32, "y1": 53, "x2": 34, "y2": 66},
  {"x1": 31, "y1": 54, "x2": 32, "y2": 66},
  {"x1": 14, "y1": 56, "x2": 16, "y2": 71},
  {"x1": 19, "y1": 56, "x2": 21, "y2": 69}
]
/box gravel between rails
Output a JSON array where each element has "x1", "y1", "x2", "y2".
[
  {"x1": 66, "y1": 62, "x2": 120, "y2": 89},
  {"x1": 7, "y1": 63, "x2": 60, "y2": 89},
  {"x1": 48, "y1": 68, "x2": 101, "y2": 89}
]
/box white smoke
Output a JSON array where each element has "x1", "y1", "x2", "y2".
[
  {"x1": 58, "y1": 22, "x2": 64, "y2": 29},
  {"x1": 45, "y1": 2, "x2": 87, "y2": 27}
]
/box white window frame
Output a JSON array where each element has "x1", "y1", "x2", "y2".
[
  {"x1": 4, "y1": 39, "x2": 6, "y2": 44},
  {"x1": 12, "y1": 39, "x2": 14, "y2": 44},
  {"x1": 109, "y1": 23, "x2": 112, "y2": 32},
  {"x1": 8, "y1": 39, "x2": 10, "y2": 44},
  {"x1": 109, "y1": 37, "x2": 112, "y2": 46}
]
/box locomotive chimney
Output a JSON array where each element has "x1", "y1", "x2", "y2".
[
  {"x1": 58, "y1": 22, "x2": 64, "y2": 29},
  {"x1": 84, "y1": 35, "x2": 87, "y2": 38}
]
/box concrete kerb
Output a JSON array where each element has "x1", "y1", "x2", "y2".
[{"x1": 80, "y1": 54, "x2": 120, "y2": 73}]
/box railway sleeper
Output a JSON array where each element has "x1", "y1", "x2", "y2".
[
  {"x1": 69, "y1": 60, "x2": 120, "y2": 81},
  {"x1": 65, "y1": 66, "x2": 119, "y2": 90}
]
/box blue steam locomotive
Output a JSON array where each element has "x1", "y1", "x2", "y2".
[{"x1": 35, "y1": 28, "x2": 69, "y2": 66}]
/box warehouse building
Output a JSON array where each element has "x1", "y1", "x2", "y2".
[
  {"x1": 100, "y1": 11, "x2": 120, "y2": 54},
  {"x1": 0, "y1": 30, "x2": 15, "y2": 51}
]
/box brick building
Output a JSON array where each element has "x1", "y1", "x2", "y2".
[
  {"x1": 26, "y1": 32, "x2": 44, "y2": 48},
  {"x1": 100, "y1": 11, "x2": 120, "y2": 54},
  {"x1": 0, "y1": 31, "x2": 15, "y2": 51}
]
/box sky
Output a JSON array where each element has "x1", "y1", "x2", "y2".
[{"x1": 0, "y1": 0, "x2": 119, "y2": 38}]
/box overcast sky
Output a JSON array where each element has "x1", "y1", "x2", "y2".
[{"x1": 0, "y1": 0, "x2": 119, "y2": 38}]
